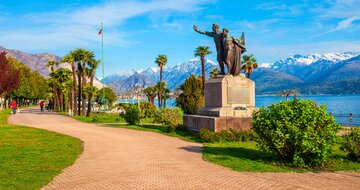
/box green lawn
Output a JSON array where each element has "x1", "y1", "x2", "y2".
[
  {"x1": 73, "y1": 113, "x2": 155, "y2": 124},
  {"x1": 103, "y1": 124, "x2": 201, "y2": 143},
  {"x1": 0, "y1": 109, "x2": 82, "y2": 190},
  {"x1": 204, "y1": 142, "x2": 360, "y2": 172}
]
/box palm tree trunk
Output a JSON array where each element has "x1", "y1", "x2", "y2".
[
  {"x1": 248, "y1": 72, "x2": 251, "y2": 79},
  {"x1": 86, "y1": 71, "x2": 95, "y2": 117},
  {"x1": 68, "y1": 90, "x2": 72, "y2": 115},
  {"x1": 160, "y1": 67, "x2": 163, "y2": 82},
  {"x1": 71, "y1": 62, "x2": 77, "y2": 116},
  {"x1": 201, "y1": 55, "x2": 205, "y2": 94},
  {"x1": 82, "y1": 77, "x2": 86, "y2": 116},
  {"x1": 77, "y1": 65, "x2": 81, "y2": 115}
]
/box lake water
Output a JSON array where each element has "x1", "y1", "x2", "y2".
[{"x1": 118, "y1": 94, "x2": 360, "y2": 126}]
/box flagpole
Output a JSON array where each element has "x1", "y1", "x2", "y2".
[{"x1": 101, "y1": 22, "x2": 106, "y2": 110}]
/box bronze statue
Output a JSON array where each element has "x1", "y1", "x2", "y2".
[
  {"x1": 194, "y1": 24, "x2": 246, "y2": 76},
  {"x1": 193, "y1": 24, "x2": 225, "y2": 75}
]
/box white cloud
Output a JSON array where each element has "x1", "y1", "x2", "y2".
[
  {"x1": 0, "y1": 0, "x2": 214, "y2": 52},
  {"x1": 311, "y1": 16, "x2": 359, "y2": 38}
]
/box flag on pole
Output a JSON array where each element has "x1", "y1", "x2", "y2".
[{"x1": 98, "y1": 23, "x2": 103, "y2": 35}]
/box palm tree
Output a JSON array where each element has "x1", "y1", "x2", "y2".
[
  {"x1": 61, "y1": 53, "x2": 77, "y2": 116},
  {"x1": 194, "y1": 46, "x2": 212, "y2": 93},
  {"x1": 162, "y1": 88, "x2": 171, "y2": 108},
  {"x1": 47, "y1": 60, "x2": 58, "y2": 72},
  {"x1": 155, "y1": 54, "x2": 167, "y2": 108},
  {"x1": 143, "y1": 86, "x2": 157, "y2": 105},
  {"x1": 71, "y1": 48, "x2": 95, "y2": 116},
  {"x1": 155, "y1": 81, "x2": 166, "y2": 109},
  {"x1": 47, "y1": 60, "x2": 59, "y2": 110},
  {"x1": 242, "y1": 54, "x2": 258, "y2": 79},
  {"x1": 49, "y1": 68, "x2": 72, "y2": 112},
  {"x1": 86, "y1": 59, "x2": 100, "y2": 116},
  {"x1": 210, "y1": 68, "x2": 220, "y2": 79}
]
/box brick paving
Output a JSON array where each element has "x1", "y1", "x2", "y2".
[{"x1": 9, "y1": 108, "x2": 360, "y2": 190}]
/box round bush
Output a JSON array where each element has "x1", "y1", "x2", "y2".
[
  {"x1": 136, "y1": 102, "x2": 156, "y2": 118},
  {"x1": 252, "y1": 99, "x2": 340, "y2": 167},
  {"x1": 120, "y1": 105, "x2": 142, "y2": 125},
  {"x1": 340, "y1": 128, "x2": 360, "y2": 161},
  {"x1": 154, "y1": 107, "x2": 183, "y2": 132}
]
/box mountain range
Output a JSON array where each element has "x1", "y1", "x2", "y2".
[
  {"x1": 0, "y1": 46, "x2": 104, "y2": 89},
  {"x1": 2, "y1": 45, "x2": 359, "y2": 95},
  {"x1": 103, "y1": 52, "x2": 360, "y2": 95}
]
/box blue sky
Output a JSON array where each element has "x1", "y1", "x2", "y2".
[{"x1": 1, "y1": 0, "x2": 359, "y2": 77}]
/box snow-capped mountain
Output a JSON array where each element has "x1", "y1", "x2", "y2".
[
  {"x1": 103, "y1": 52, "x2": 360, "y2": 95},
  {"x1": 103, "y1": 58, "x2": 218, "y2": 93}
]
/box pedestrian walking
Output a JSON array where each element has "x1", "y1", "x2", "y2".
[
  {"x1": 40, "y1": 101, "x2": 45, "y2": 111},
  {"x1": 48, "y1": 101, "x2": 54, "y2": 111},
  {"x1": 11, "y1": 101, "x2": 17, "y2": 114}
]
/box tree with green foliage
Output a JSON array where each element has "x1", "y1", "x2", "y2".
[
  {"x1": 162, "y1": 88, "x2": 171, "y2": 108},
  {"x1": 252, "y1": 99, "x2": 341, "y2": 167},
  {"x1": 194, "y1": 46, "x2": 212, "y2": 93},
  {"x1": 96, "y1": 87, "x2": 117, "y2": 108},
  {"x1": 155, "y1": 54, "x2": 167, "y2": 108},
  {"x1": 8, "y1": 57, "x2": 47, "y2": 106},
  {"x1": 340, "y1": 128, "x2": 360, "y2": 161},
  {"x1": 241, "y1": 54, "x2": 258, "y2": 79},
  {"x1": 61, "y1": 52, "x2": 77, "y2": 116},
  {"x1": 49, "y1": 68, "x2": 72, "y2": 112},
  {"x1": 176, "y1": 74, "x2": 204, "y2": 114},
  {"x1": 155, "y1": 81, "x2": 167, "y2": 109},
  {"x1": 86, "y1": 59, "x2": 100, "y2": 116},
  {"x1": 143, "y1": 86, "x2": 157, "y2": 105}
]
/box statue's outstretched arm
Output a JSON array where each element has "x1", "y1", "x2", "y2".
[{"x1": 193, "y1": 25, "x2": 206, "y2": 34}]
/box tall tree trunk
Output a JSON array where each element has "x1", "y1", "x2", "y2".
[
  {"x1": 71, "y1": 62, "x2": 77, "y2": 116},
  {"x1": 81, "y1": 63, "x2": 86, "y2": 116},
  {"x1": 201, "y1": 55, "x2": 205, "y2": 94},
  {"x1": 248, "y1": 72, "x2": 251, "y2": 79},
  {"x1": 68, "y1": 90, "x2": 73, "y2": 116},
  {"x1": 158, "y1": 66, "x2": 163, "y2": 109},
  {"x1": 164, "y1": 98, "x2": 167, "y2": 108},
  {"x1": 77, "y1": 65, "x2": 81, "y2": 116},
  {"x1": 86, "y1": 71, "x2": 95, "y2": 117},
  {"x1": 55, "y1": 88, "x2": 60, "y2": 112}
]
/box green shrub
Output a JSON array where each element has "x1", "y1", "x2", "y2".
[
  {"x1": 340, "y1": 128, "x2": 360, "y2": 161},
  {"x1": 176, "y1": 74, "x2": 204, "y2": 114},
  {"x1": 199, "y1": 128, "x2": 254, "y2": 143},
  {"x1": 154, "y1": 107, "x2": 183, "y2": 132},
  {"x1": 120, "y1": 105, "x2": 142, "y2": 125},
  {"x1": 252, "y1": 99, "x2": 341, "y2": 167},
  {"x1": 199, "y1": 128, "x2": 217, "y2": 143},
  {"x1": 136, "y1": 102, "x2": 156, "y2": 118}
]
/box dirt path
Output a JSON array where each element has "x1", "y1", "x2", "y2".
[{"x1": 9, "y1": 108, "x2": 360, "y2": 189}]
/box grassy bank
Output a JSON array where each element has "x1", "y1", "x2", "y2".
[
  {"x1": 73, "y1": 113, "x2": 155, "y2": 124},
  {"x1": 103, "y1": 123, "x2": 360, "y2": 172},
  {"x1": 0, "y1": 109, "x2": 82, "y2": 189}
]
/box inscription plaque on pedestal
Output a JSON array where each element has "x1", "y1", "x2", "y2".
[{"x1": 228, "y1": 87, "x2": 250, "y2": 104}]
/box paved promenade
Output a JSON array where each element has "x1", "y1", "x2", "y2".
[{"x1": 9, "y1": 108, "x2": 360, "y2": 189}]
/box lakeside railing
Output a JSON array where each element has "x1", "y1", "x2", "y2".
[{"x1": 331, "y1": 113, "x2": 360, "y2": 127}]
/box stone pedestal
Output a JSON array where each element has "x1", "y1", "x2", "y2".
[{"x1": 184, "y1": 74, "x2": 256, "y2": 132}]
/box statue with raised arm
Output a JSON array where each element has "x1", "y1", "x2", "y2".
[
  {"x1": 193, "y1": 24, "x2": 225, "y2": 75},
  {"x1": 221, "y1": 28, "x2": 246, "y2": 76}
]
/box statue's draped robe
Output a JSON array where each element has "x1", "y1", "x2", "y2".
[{"x1": 222, "y1": 36, "x2": 242, "y2": 76}]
